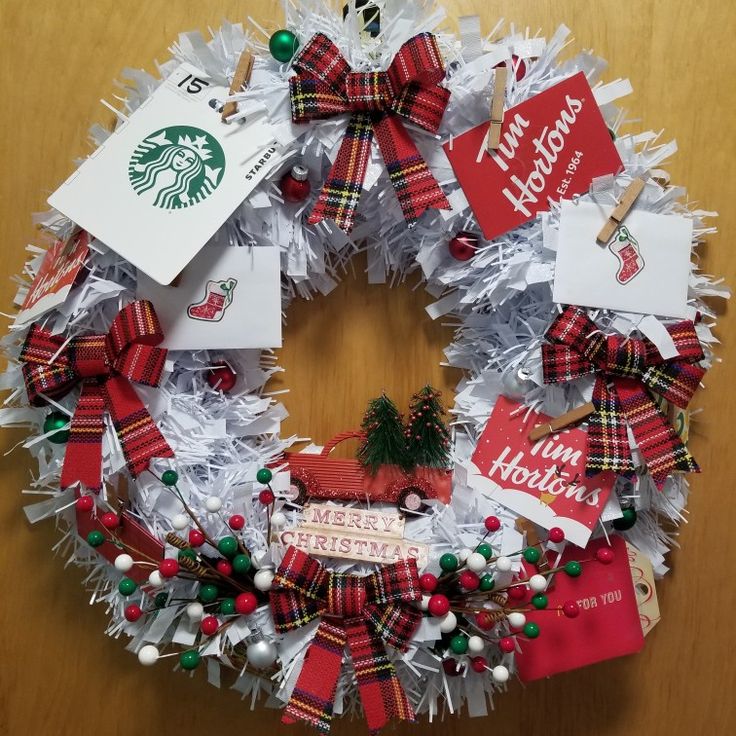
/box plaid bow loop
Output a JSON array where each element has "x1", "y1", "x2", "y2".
[
  {"x1": 541, "y1": 306, "x2": 705, "y2": 487},
  {"x1": 290, "y1": 32, "x2": 451, "y2": 232},
  {"x1": 20, "y1": 300, "x2": 173, "y2": 491},
  {"x1": 270, "y1": 546, "x2": 421, "y2": 734}
]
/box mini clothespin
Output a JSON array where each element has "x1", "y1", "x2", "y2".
[
  {"x1": 486, "y1": 65, "x2": 508, "y2": 151},
  {"x1": 596, "y1": 178, "x2": 646, "y2": 244},
  {"x1": 221, "y1": 49, "x2": 255, "y2": 121},
  {"x1": 527, "y1": 401, "x2": 596, "y2": 443}
]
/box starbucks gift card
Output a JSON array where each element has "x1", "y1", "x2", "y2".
[
  {"x1": 553, "y1": 199, "x2": 692, "y2": 318},
  {"x1": 137, "y1": 245, "x2": 282, "y2": 350},
  {"x1": 48, "y1": 63, "x2": 282, "y2": 285}
]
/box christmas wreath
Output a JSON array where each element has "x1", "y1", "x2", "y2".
[{"x1": 1, "y1": 0, "x2": 728, "y2": 732}]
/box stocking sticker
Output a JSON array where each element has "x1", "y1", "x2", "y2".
[
  {"x1": 609, "y1": 225, "x2": 645, "y2": 284},
  {"x1": 187, "y1": 278, "x2": 237, "y2": 322}
]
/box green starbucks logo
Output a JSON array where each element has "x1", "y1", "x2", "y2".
[{"x1": 128, "y1": 126, "x2": 225, "y2": 209}]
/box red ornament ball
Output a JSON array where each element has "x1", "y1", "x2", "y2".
[
  {"x1": 475, "y1": 611, "x2": 496, "y2": 631},
  {"x1": 100, "y1": 512, "x2": 120, "y2": 529},
  {"x1": 427, "y1": 594, "x2": 450, "y2": 618},
  {"x1": 235, "y1": 592, "x2": 258, "y2": 615},
  {"x1": 200, "y1": 616, "x2": 219, "y2": 636},
  {"x1": 229, "y1": 514, "x2": 246, "y2": 531},
  {"x1": 124, "y1": 604, "x2": 143, "y2": 622},
  {"x1": 562, "y1": 600, "x2": 580, "y2": 618},
  {"x1": 159, "y1": 558, "x2": 180, "y2": 578},
  {"x1": 258, "y1": 489, "x2": 275, "y2": 505},
  {"x1": 459, "y1": 570, "x2": 480, "y2": 591},
  {"x1": 470, "y1": 656, "x2": 488, "y2": 673},
  {"x1": 188, "y1": 529, "x2": 206, "y2": 547},
  {"x1": 499, "y1": 636, "x2": 516, "y2": 653},
  {"x1": 442, "y1": 658, "x2": 462, "y2": 677},
  {"x1": 448, "y1": 231, "x2": 478, "y2": 261},
  {"x1": 484, "y1": 516, "x2": 501, "y2": 532},
  {"x1": 216, "y1": 559, "x2": 233, "y2": 576},
  {"x1": 507, "y1": 583, "x2": 527, "y2": 601},
  {"x1": 419, "y1": 573, "x2": 438, "y2": 593},
  {"x1": 76, "y1": 495, "x2": 95, "y2": 512},
  {"x1": 279, "y1": 165, "x2": 311, "y2": 203},
  {"x1": 206, "y1": 361, "x2": 237, "y2": 392},
  {"x1": 596, "y1": 546, "x2": 615, "y2": 564},
  {"x1": 495, "y1": 54, "x2": 527, "y2": 82},
  {"x1": 548, "y1": 527, "x2": 565, "y2": 543}
]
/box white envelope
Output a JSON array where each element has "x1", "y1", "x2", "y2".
[
  {"x1": 137, "y1": 245, "x2": 282, "y2": 350},
  {"x1": 49, "y1": 63, "x2": 282, "y2": 285},
  {"x1": 553, "y1": 200, "x2": 692, "y2": 318}
]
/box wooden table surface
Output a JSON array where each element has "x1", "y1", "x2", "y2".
[{"x1": 1, "y1": 1, "x2": 735, "y2": 733}]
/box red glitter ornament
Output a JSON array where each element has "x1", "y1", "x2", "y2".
[
  {"x1": 206, "y1": 361, "x2": 237, "y2": 392},
  {"x1": 280, "y1": 164, "x2": 311, "y2": 203},
  {"x1": 495, "y1": 54, "x2": 527, "y2": 81},
  {"x1": 427, "y1": 594, "x2": 450, "y2": 617},
  {"x1": 448, "y1": 231, "x2": 478, "y2": 261},
  {"x1": 484, "y1": 516, "x2": 501, "y2": 532}
]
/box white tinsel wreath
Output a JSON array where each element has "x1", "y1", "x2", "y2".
[{"x1": 0, "y1": 0, "x2": 728, "y2": 728}]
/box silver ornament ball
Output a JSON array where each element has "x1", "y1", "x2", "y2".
[{"x1": 246, "y1": 639, "x2": 278, "y2": 669}]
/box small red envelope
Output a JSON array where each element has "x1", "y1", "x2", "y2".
[{"x1": 515, "y1": 535, "x2": 645, "y2": 681}]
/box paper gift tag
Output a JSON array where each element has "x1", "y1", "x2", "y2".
[
  {"x1": 515, "y1": 535, "x2": 645, "y2": 681},
  {"x1": 49, "y1": 63, "x2": 282, "y2": 285},
  {"x1": 444, "y1": 72, "x2": 622, "y2": 241},
  {"x1": 626, "y1": 542, "x2": 660, "y2": 636},
  {"x1": 553, "y1": 199, "x2": 692, "y2": 317},
  {"x1": 137, "y1": 245, "x2": 281, "y2": 350},
  {"x1": 15, "y1": 231, "x2": 90, "y2": 325},
  {"x1": 467, "y1": 396, "x2": 614, "y2": 547}
]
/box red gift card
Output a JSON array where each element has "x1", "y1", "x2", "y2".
[
  {"x1": 16, "y1": 231, "x2": 90, "y2": 324},
  {"x1": 515, "y1": 535, "x2": 645, "y2": 681},
  {"x1": 444, "y1": 72, "x2": 622, "y2": 241},
  {"x1": 468, "y1": 397, "x2": 615, "y2": 547}
]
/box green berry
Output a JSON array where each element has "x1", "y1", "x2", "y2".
[
  {"x1": 612, "y1": 507, "x2": 638, "y2": 531},
  {"x1": 220, "y1": 598, "x2": 236, "y2": 615},
  {"x1": 161, "y1": 469, "x2": 179, "y2": 486},
  {"x1": 523, "y1": 547, "x2": 541, "y2": 564},
  {"x1": 479, "y1": 574, "x2": 495, "y2": 592},
  {"x1": 154, "y1": 592, "x2": 169, "y2": 608},
  {"x1": 217, "y1": 536, "x2": 239, "y2": 558},
  {"x1": 531, "y1": 593, "x2": 548, "y2": 610},
  {"x1": 523, "y1": 621, "x2": 540, "y2": 639},
  {"x1": 564, "y1": 561, "x2": 582, "y2": 577},
  {"x1": 256, "y1": 467, "x2": 273, "y2": 484},
  {"x1": 449, "y1": 634, "x2": 468, "y2": 655},
  {"x1": 476, "y1": 543, "x2": 493, "y2": 560},
  {"x1": 198, "y1": 584, "x2": 219, "y2": 603},
  {"x1": 179, "y1": 650, "x2": 201, "y2": 670},
  {"x1": 118, "y1": 577, "x2": 138, "y2": 596},
  {"x1": 178, "y1": 548, "x2": 197, "y2": 562},
  {"x1": 439, "y1": 553, "x2": 459, "y2": 573},
  {"x1": 86, "y1": 530, "x2": 105, "y2": 548},
  {"x1": 232, "y1": 554, "x2": 251, "y2": 574}
]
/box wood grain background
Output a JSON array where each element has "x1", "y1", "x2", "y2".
[{"x1": 1, "y1": 1, "x2": 735, "y2": 733}]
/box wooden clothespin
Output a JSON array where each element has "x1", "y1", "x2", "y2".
[
  {"x1": 596, "y1": 178, "x2": 646, "y2": 244},
  {"x1": 221, "y1": 49, "x2": 255, "y2": 122},
  {"x1": 486, "y1": 65, "x2": 508, "y2": 152},
  {"x1": 527, "y1": 401, "x2": 596, "y2": 443}
]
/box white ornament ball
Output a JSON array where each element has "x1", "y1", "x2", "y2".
[
  {"x1": 418, "y1": 595, "x2": 431, "y2": 612},
  {"x1": 254, "y1": 568, "x2": 275, "y2": 592},
  {"x1": 138, "y1": 645, "x2": 159, "y2": 666},
  {"x1": 507, "y1": 612, "x2": 526, "y2": 629},
  {"x1": 529, "y1": 574, "x2": 548, "y2": 593},
  {"x1": 495, "y1": 556, "x2": 512, "y2": 572},
  {"x1": 205, "y1": 496, "x2": 222, "y2": 513},
  {"x1": 439, "y1": 611, "x2": 457, "y2": 633},
  {"x1": 492, "y1": 665, "x2": 510, "y2": 683},
  {"x1": 186, "y1": 601, "x2": 204, "y2": 621},
  {"x1": 466, "y1": 552, "x2": 487, "y2": 573},
  {"x1": 172, "y1": 514, "x2": 189, "y2": 530},
  {"x1": 467, "y1": 635, "x2": 485, "y2": 655},
  {"x1": 271, "y1": 511, "x2": 287, "y2": 527},
  {"x1": 247, "y1": 639, "x2": 278, "y2": 669},
  {"x1": 148, "y1": 570, "x2": 164, "y2": 587},
  {"x1": 457, "y1": 548, "x2": 472, "y2": 563},
  {"x1": 114, "y1": 553, "x2": 134, "y2": 572}
]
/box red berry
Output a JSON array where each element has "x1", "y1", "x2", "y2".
[
  {"x1": 258, "y1": 489, "x2": 275, "y2": 505},
  {"x1": 76, "y1": 495, "x2": 95, "y2": 512},
  {"x1": 507, "y1": 583, "x2": 527, "y2": 601},
  {"x1": 471, "y1": 656, "x2": 488, "y2": 673},
  {"x1": 596, "y1": 547, "x2": 615, "y2": 564},
  {"x1": 499, "y1": 636, "x2": 516, "y2": 653},
  {"x1": 448, "y1": 231, "x2": 478, "y2": 261},
  {"x1": 419, "y1": 573, "x2": 438, "y2": 593},
  {"x1": 475, "y1": 611, "x2": 495, "y2": 631},
  {"x1": 206, "y1": 362, "x2": 237, "y2": 392},
  {"x1": 229, "y1": 514, "x2": 246, "y2": 531},
  {"x1": 100, "y1": 512, "x2": 120, "y2": 529},
  {"x1": 159, "y1": 558, "x2": 180, "y2": 578},
  {"x1": 188, "y1": 529, "x2": 205, "y2": 547},
  {"x1": 562, "y1": 600, "x2": 580, "y2": 618},
  {"x1": 200, "y1": 616, "x2": 219, "y2": 636},
  {"x1": 459, "y1": 570, "x2": 480, "y2": 591},
  {"x1": 484, "y1": 516, "x2": 501, "y2": 532},
  {"x1": 548, "y1": 527, "x2": 565, "y2": 543},
  {"x1": 427, "y1": 594, "x2": 450, "y2": 618},
  {"x1": 124, "y1": 604, "x2": 143, "y2": 622},
  {"x1": 442, "y1": 658, "x2": 462, "y2": 676},
  {"x1": 235, "y1": 592, "x2": 258, "y2": 615},
  {"x1": 216, "y1": 560, "x2": 233, "y2": 576}
]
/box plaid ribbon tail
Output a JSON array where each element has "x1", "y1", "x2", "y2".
[
  {"x1": 586, "y1": 377, "x2": 635, "y2": 478},
  {"x1": 615, "y1": 377, "x2": 699, "y2": 488},
  {"x1": 346, "y1": 617, "x2": 415, "y2": 735}
]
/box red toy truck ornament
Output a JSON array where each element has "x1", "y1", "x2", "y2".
[{"x1": 280, "y1": 431, "x2": 453, "y2": 512}]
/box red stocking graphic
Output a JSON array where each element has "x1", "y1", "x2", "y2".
[
  {"x1": 609, "y1": 226, "x2": 644, "y2": 284},
  {"x1": 187, "y1": 279, "x2": 237, "y2": 322}
]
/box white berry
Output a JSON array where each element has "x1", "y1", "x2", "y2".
[
  {"x1": 529, "y1": 574, "x2": 547, "y2": 592},
  {"x1": 205, "y1": 496, "x2": 222, "y2": 512},
  {"x1": 507, "y1": 612, "x2": 526, "y2": 629},
  {"x1": 114, "y1": 554, "x2": 134, "y2": 572},
  {"x1": 467, "y1": 635, "x2": 485, "y2": 654},
  {"x1": 418, "y1": 595, "x2": 431, "y2": 612},
  {"x1": 186, "y1": 601, "x2": 204, "y2": 621},
  {"x1": 254, "y1": 568, "x2": 275, "y2": 592},
  {"x1": 138, "y1": 645, "x2": 159, "y2": 666},
  {"x1": 439, "y1": 611, "x2": 457, "y2": 633},
  {"x1": 492, "y1": 665, "x2": 509, "y2": 683},
  {"x1": 495, "y1": 556, "x2": 512, "y2": 572},
  {"x1": 271, "y1": 511, "x2": 287, "y2": 527},
  {"x1": 148, "y1": 570, "x2": 164, "y2": 587},
  {"x1": 466, "y1": 552, "x2": 487, "y2": 572},
  {"x1": 457, "y1": 548, "x2": 472, "y2": 563},
  {"x1": 172, "y1": 514, "x2": 189, "y2": 530}
]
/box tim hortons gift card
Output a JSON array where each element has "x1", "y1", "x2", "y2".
[
  {"x1": 48, "y1": 63, "x2": 282, "y2": 285},
  {"x1": 444, "y1": 72, "x2": 622, "y2": 241},
  {"x1": 467, "y1": 397, "x2": 615, "y2": 547},
  {"x1": 515, "y1": 535, "x2": 645, "y2": 681}
]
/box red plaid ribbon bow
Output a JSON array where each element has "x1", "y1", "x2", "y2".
[
  {"x1": 20, "y1": 300, "x2": 173, "y2": 491},
  {"x1": 270, "y1": 546, "x2": 422, "y2": 734},
  {"x1": 542, "y1": 306, "x2": 705, "y2": 488},
  {"x1": 290, "y1": 32, "x2": 451, "y2": 232}
]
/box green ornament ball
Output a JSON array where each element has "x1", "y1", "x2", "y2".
[
  {"x1": 523, "y1": 621, "x2": 540, "y2": 639},
  {"x1": 479, "y1": 574, "x2": 495, "y2": 592},
  {"x1": 564, "y1": 561, "x2": 582, "y2": 578},
  {"x1": 439, "y1": 553, "x2": 459, "y2": 573},
  {"x1": 269, "y1": 29, "x2": 299, "y2": 63},
  {"x1": 531, "y1": 593, "x2": 548, "y2": 610},
  {"x1": 217, "y1": 536, "x2": 239, "y2": 559},
  {"x1": 232, "y1": 554, "x2": 251, "y2": 574},
  {"x1": 44, "y1": 411, "x2": 70, "y2": 444},
  {"x1": 449, "y1": 634, "x2": 468, "y2": 655},
  {"x1": 198, "y1": 584, "x2": 219, "y2": 603},
  {"x1": 161, "y1": 469, "x2": 179, "y2": 486},
  {"x1": 86, "y1": 530, "x2": 105, "y2": 548},
  {"x1": 256, "y1": 467, "x2": 273, "y2": 484},
  {"x1": 178, "y1": 548, "x2": 197, "y2": 562},
  {"x1": 118, "y1": 577, "x2": 138, "y2": 596},
  {"x1": 476, "y1": 543, "x2": 493, "y2": 560},
  {"x1": 613, "y1": 507, "x2": 638, "y2": 531},
  {"x1": 220, "y1": 598, "x2": 236, "y2": 615},
  {"x1": 154, "y1": 592, "x2": 169, "y2": 608},
  {"x1": 523, "y1": 547, "x2": 541, "y2": 564},
  {"x1": 179, "y1": 650, "x2": 201, "y2": 671}
]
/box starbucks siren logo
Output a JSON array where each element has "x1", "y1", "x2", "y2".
[{"x1": 128, "y1": 125, "x2": 225, "y2": 209}]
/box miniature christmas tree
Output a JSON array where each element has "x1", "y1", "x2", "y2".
[
  {"x1": 404, "y1": 385, "x2": 452, "y2": 469},
  {"x1": 357, "y1": 393, "x2": 408, "y2": 473}
]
